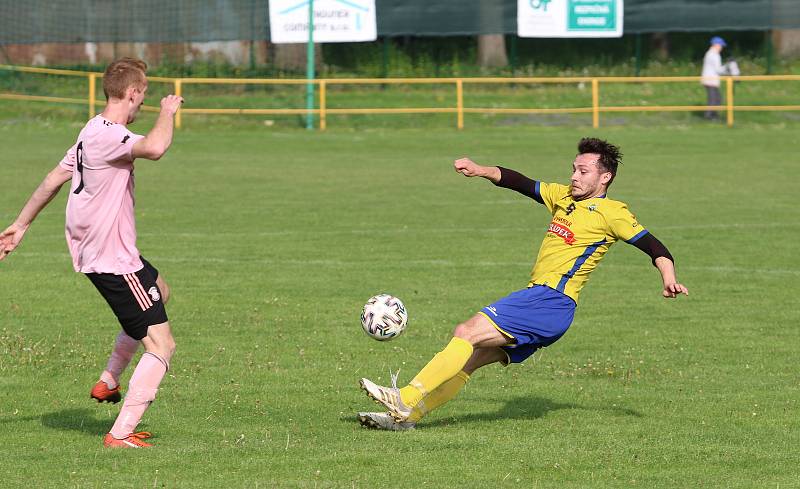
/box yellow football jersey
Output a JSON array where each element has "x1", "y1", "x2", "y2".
[{"x1": 529, "y1": 182, "x2": 648, "y2": 303}]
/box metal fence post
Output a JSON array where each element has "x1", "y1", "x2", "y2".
[
  {"x1": 174, "y1": 79, "x2": 182, "y2": 129},
  {"x1": 456, "y1": 79, "x2": 464, "y2": 130},
  {"x1": 320, "y1": 80, "x2": 327, "y2": 131},
  {"x1": 592, "y1": 78, "x2": 599, "y2": 128},
  {"x1": 88, "y1": 73, "x2": 96, "y2": 119},
  {"x1": 726, "y1": 77, "x2": 734, "y2": 127}
]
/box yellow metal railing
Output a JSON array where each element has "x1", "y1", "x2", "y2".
[{"x1": 2, "y1": 64, "x2": 800, "y2": 130}]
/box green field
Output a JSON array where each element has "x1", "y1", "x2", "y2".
[{"x1": 0, "y1": 116, "x2": 798, "y2": 488}]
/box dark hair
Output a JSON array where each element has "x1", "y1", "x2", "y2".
[{"x1": 577, "y1": 137, "x2": 622, "y2": 186}]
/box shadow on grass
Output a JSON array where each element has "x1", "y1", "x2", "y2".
[
  {"x1": 40, "y1": 408, "x2": 113, "y2": 436},
  {"x1": 425, "y1": 395, "x2": 642, "y2": 428},
  {"x1": 346, "y1": 395, "x2": 641, "y2": 428},
  {"x1": 0, "y1": 407, "x2": 113, "y2": 436}
]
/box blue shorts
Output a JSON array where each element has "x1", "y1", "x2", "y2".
[{"x1": 479, "y1": 285, "x2": 576, "y2": 364}]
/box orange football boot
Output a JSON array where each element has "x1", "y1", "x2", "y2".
[
  {"x1": 90, "y1": 380, "x2": 121, "y2": 403},
  {"x1": 103, "y1": 432, "x2": 153, "y2": 448}
]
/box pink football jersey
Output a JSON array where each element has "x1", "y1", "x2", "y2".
[{"x1": 59, "y1": 115, "x2": 145, "y2": 274}]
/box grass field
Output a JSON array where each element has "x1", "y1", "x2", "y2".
[{"x1": 0, "y1": 115, "x2": 798, "y2": 488}]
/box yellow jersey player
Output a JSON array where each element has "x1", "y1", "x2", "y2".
[{"x1": 358, "y1": 137, "x2": 689, "y2": 431}]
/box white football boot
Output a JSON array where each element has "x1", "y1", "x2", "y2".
[
  {"x1": 359, "y1": 376, "x2": 413, "y2": 421},
  {"x1": 357, "y1": 412, "x2": 416, "y2": 431}
]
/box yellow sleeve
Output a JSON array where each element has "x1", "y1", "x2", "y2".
[
  {"x1": 537, "y1": 182, "x2": 570, "y2": 213},
  {"x1": 607, "y1": 204, "x2": 648, "y2": 243}
]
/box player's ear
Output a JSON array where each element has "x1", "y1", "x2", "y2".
[
  {"x1": 601, "y1": 172, "x2": 612, "y2": 185},
  {"x1": 124, "y1": 85, "x2": 137, "y2": 102}
]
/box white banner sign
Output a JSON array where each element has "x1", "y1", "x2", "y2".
[
  {"x1": 518, "y1": 0, "x2": 623, "y2": 38},
  {"x1": 269, "y1": 0, "x2": 377, "y2": 44}
]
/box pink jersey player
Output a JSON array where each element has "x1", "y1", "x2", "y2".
[
  {"x1": 0, "y1": 58, "x2": 183, "y2": 449},
  {"x1": 60, "y1": 115, "x2": 145, "y2": 274}
]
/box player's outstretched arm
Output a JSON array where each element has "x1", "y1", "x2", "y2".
[
  {"x1": 455, "y1": 158, "x2": 541, "y2": 202},
  {"x1": 654, "y1": 256, "x2": 689, "y2": 299},
  {"x1": 0, "y1": 165, "x2": 72, "y2": 261},
  {"x1": 132, "y1": 94, "x2": 184, "y2": 161},
  {"x1": 629, "y1": 233, "x2": 688, "y2": 298},
  {"x1": 454, "y1": 158, "x2": 501, "y2": 182}
]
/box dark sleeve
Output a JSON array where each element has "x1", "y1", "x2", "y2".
[
  {"x1": 492, "y1": 167, "x2": 543, "y2": 204},
  {"x1": 630, "y1": 232, "x2": 674, "y2": 266}
]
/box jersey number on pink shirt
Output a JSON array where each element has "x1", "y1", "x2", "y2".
[{"x1": 73, "y1": 141, "x2": 85, "y2": 194}]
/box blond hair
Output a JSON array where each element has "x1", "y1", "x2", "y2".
[{"x1": 102, "y1": 57, "x2": 147, "y2": 100}]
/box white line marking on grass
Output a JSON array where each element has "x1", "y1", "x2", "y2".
[
  {"x1": 605, "y1": 263, "x2": 800, "y2": 277},
  {"x1": 658, "y1": 222, "x2": 800, "y2": 231},
  {"x1": 13, "y1": 252, "x2": 800, "y2": 276},
  {"x1": 28, "y1": 221, "x2": 799, "y2": 241}
]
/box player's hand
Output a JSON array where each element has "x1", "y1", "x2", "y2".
[
  {"x1": 662, "y1": 283, "x2": 689, "y2": 298},
  {"x1": 0, "y1": 223, "x2": 28, "y2": 261},
  {"x1": 160, "y1": 95, "x2": 184, "y2": 115},
  {"x1": 454, "y1": 158, "x2": 484, "y2": 177}
]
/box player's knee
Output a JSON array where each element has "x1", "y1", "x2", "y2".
[
  {"x1": 454, "y1": 314, "x2": 490, "y2": 342},
  {"x1": 164, "y1": 338, "x2": 176, "y2": 360},
  {"x1": 453, "y1": 322, "x2": 476, "y2": 343},
  {"x1": 143, "y1": 322, "x2": 175, "y2": 361},
  {"x1": 148, "y1": 338, "x2": 175, "y2": 363}
]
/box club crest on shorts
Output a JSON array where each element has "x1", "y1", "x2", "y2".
[{"x1": 148, "y1": 286, "x2": 161, "y2": 302}]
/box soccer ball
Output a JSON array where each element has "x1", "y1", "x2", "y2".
[{"x1": 360, "y1": 294, "x2": 408, "y2": 341}]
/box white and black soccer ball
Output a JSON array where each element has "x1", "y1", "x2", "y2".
[{"x1": 360, "y1": 294, "x2": 408, "y2": 341}]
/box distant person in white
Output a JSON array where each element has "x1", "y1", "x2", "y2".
[{"x1": 701, "y1": 36, "x2": 729, "y2": 121}]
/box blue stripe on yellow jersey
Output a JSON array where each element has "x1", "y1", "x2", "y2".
[{"x1": 529, "y1": 183, "x2": 647, "y2": 304}]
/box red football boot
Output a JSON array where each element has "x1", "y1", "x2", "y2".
[
  {"x1": 90, "y1": 380, "x2": 122, "y2": 404},
  {"x1": 103, "y1": 432, "x2": 153, "y2": 448}
]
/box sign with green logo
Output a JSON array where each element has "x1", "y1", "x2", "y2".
[
  {"x1": 518, "y1": 0, "x2": 623, "y2": 38},
  {"x1": 568, "y1": 0, "x2": 616, "y2": 30}
]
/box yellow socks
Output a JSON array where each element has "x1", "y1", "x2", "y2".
[
  {"x1": 399, "y1": 336, "x2": 474, "y2": 407},
  {"x1": 407, "y1": 371, "x2": 470, "y2": 423}
]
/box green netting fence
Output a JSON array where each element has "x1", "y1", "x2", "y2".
[{"x1": 1, "y1": 0, "x2": 799, "y2": 45}]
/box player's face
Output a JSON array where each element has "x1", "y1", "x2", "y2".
[
  {"x1": 127, "y1": 82, "x2": 148, "y2": 124},
  {"x1": 570, "y1": 153, "x2": 611, "y2": 200}
]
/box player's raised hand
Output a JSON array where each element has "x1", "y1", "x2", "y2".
[
  {"x1": 454, "y1": 158, "x2": 484, "y2": 177},
  {"x1": 0, "y1": 223, "x2": 28, "y2": 261},
  {"x1": 662, "y1": 282, "x2": 689, "y2": 298},
  {"x1": 160, "y1": 95, "x2": 184, "y2": 115}
]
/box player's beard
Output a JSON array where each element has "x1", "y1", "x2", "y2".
[
  {"x1": 571, "y1": 185, "x2": 588, "y2": 200},
  {"x1": 571, "y1": 182, "x2": 599, "y2": 201}
]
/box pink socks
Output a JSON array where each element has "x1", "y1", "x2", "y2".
[
  {"x1": 100, "y1": 332, "x2": 140, "y2": 389},
  {"x1": 109, "y1": 352, "x2": 169, "y2": 439}
]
